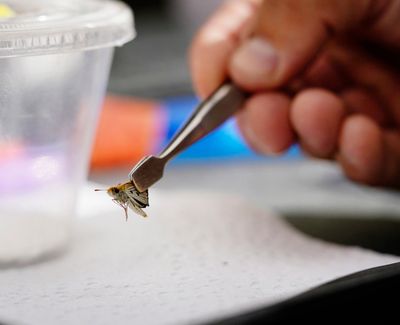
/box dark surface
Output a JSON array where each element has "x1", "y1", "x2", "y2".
[
  {"x1": 207, "y1": 262, "x2": 400, "y2": 324},
  {"x1": 123, "y1": 0, "x2": 167, "y2": 9},
  {"x1": 286, "y1": 216, "x2": 400, "y2": 256}
]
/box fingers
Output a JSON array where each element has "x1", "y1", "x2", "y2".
[
  {"x1": 341, "y1": 88, "x2": 389, "y2": 127},
  {"x1": 329, "y1": 43, "x2": 400, "y2": 125},
  {"x1": 190, "y1": 0, "x2": 400, "y2": 187},
  {"x1": 381, "y1": 131, "x2": 400, "y2": 186},
  {"x1": 237, "y1": 88, "x2": 346, "y2": 158},
  {"x1": 364, "y1": 0, "x2": 400, "y2": 49},
  {"x1": 291, "y1": 89, "x2": 346, "y2": 158},
  {"x1": 301, "y1": 52, "x2": 350, "y2": 91},
  {"x1": 190, "y1": 0, "x2": 363, "y2": 96},
  {"x1": 338, "y1": 115, "x2": 384, "y2": 185},
  {"x1": 190, "y1": 0, "x2": 260, "y2": 98},
  {"x1": 237, "y1": 89, "x2": 400, "y2": 187},
  {"x1": 339, "y1": 118, "x2": 400, "y2": 187},
  {"x1": 191, "y1": 0, "x2": 400, "y2": 96},
  {"x1": 237, "y1": 92, "x2": 294, "y2": 154},
  {"x1": 228, "y1": 0, "x2": 373, "y2": 91}
]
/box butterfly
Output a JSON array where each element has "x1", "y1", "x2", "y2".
[{"x1": 96, "y1": 181, "x2": 149, "y2": 220}]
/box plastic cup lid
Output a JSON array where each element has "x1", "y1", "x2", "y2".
[{"x1": 0, "y1": 0, "x2": 135, "y2": 58}]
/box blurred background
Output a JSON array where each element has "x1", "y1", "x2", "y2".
[{"x1": 108, "y1": 0, "x2": 218, "y2": 98}]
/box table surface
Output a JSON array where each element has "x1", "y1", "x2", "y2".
[
  {"x1": 1, "y1": 160, "x2": 400, "y2": 325},
  {"x1": 1, "y1": 177, "x2": 398, "y2": 325}
]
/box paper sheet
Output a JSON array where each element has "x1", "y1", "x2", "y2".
[{"x1": 0, "y1": 187, "x2": 398, "y2": 325}]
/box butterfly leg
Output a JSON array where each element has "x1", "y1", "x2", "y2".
[
  {"x1": 124, "y1": 207, "x2": 129, "y2": 222},
  {"x1": 112, "y1": 199, "x2": 129, "y2": 221}
]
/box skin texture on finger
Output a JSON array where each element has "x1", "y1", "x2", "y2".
[
  {"x1": 328, "y1": 44, "x2": 400, "y2": 125},
  {"x1": 237, "y1": 92, "x2": 294, "y2": 154},
  {"x1": 302, "y1": 51, "x2": 350, "y2": 91},
  {"x1": 190, "y1": 0, "x2": 399, "y2": 96},
  {"x1": 381, "y1": 131, "x2": 400, "y2": 186},
  {"x1": 338, "y1": 115, "x2": 384, "y2": 185},
  {"x1": 228, "y1": 0, "x2": 378, "y2": 91},
  {"x1": 190, "y1": 0, "x2": 261, "y2": 98},
  {"x1": 291, "y1": 89, "x2": 346, "y2": 158},
  {"x1": 366, "y1": 0, "x2": 400, "y2": 50},
  {"x1": 341, "y1": 88, "x2": 390, "y2": 127},
  {"x1": 286, "y1": 49, "x2": 350, "y2": 95}
]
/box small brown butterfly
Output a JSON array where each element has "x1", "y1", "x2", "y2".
[{"x1": 95, "y1": 181, "x2": 149, "y2": 220}]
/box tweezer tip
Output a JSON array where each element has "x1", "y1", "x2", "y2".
[{"x1": 129, "y1": 156, "x2": 166, "y2": 192}]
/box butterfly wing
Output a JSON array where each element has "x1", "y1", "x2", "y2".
[
  {"x1": 124, "y1": 182, "x2": 149, "y2": 208},
  {"x1": 121, "y1": 182, "x2": 149, "y2": 218},
  {"x1": 127, "y1": 201, "x2": 148, "y2": 218}
]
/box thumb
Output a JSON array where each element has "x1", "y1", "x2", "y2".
[{"x1": 228, "y1": 0, "x2": 372, "y2": 90}]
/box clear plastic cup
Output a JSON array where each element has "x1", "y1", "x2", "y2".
[{"x1": 0, "y1": 0, "x2": 134, "y2": 266}]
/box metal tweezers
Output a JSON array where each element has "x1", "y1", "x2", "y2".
[{"x1": 129, "y1": 83, "x2": 247, "y2": 192}]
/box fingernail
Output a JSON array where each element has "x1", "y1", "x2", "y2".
[{"x1": 231, "y1": 37, "x2": 278, "y2": 83}]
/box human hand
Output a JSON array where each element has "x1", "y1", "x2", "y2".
[{"x1": 190, "y1": 0, "x2": 400, "y2": 186}]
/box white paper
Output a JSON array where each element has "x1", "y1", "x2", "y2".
[{"x1": 0, "y1": 187, "x2": 398, "y2": 325}]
